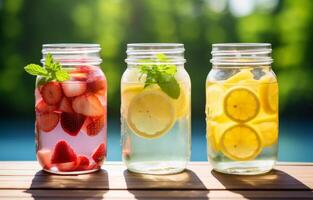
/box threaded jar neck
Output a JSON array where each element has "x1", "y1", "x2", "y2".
[
  {"x1": 41, "y1": 44, "x2": 102, "y2": 66},
  {"x1": 211, "y1": 43, "x2": 273, "y2": 66},
  {"x1": 125, "y1": 43, "x2": 185, "y2": 65}
]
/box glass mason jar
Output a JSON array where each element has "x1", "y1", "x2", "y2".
[
  {"x1": 206, "y1": 43, "x2": 278, "y2": 175},
  {"x1": 35, "y1": 44, "x2": 107, "y2": 174},
  {"x1": 121, "y1": 43, "x2": 191, "y2": 174}
]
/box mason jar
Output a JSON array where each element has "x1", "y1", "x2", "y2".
[
  {"x1": 121, "y1": 43, "x2": 191, "y2": 174},
  {"x1": 35, "y1": 44, "x2": 107, "y2": 174},
  {"x1": 206, "y1": 43, "x2": 278, "y2": 175}
]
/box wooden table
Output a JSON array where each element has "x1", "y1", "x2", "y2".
[{"x1": 0, "y1": 162, "x2": 312, "y2": 199}]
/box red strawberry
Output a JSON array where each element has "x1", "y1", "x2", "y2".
[
  {"x1": 72, "y1": 94, "x2": 104, "y2": 117},
  {"x1": 84, "y1": 115, "x2": 105, "y2": 136},
  {"x1": 40, "y1": 82, "x2": 63, "y2": 105},
  {"x1": 76, "y1": 65, "x2": 93, "y2": 73},
  {"x1": 51, "y1": 140, "x2": 77, "y2": 164},
  {"x1": 61, "y1": 81, "x2": 87, "y2": 97},
  {"x1": 37, "y1": 149, "x2": 52, "y2": 169},
  {"x1": 87, "y1": 163, "x2": 99, "y2": 170},
  {"x1": 76, "y1": 155, "x2": 90, "y2": 171},
  {"x1": 87, "y1": 77, "x2": 106, "y2": 93},
  {"x1": 37, "y1": 112, "x2": 59, "y2": 132},
  {"x1": 91, "y1": 143, "x2": 106, "y2": 165},
  {"x1": 59, "y1": 97, "x2": 74, "y2": 113},
  {"x1": 60, "y1": 112, "x2": 86, "y2": 136},
  {"x1": 56, "y1": 161, "x2": 77, "y2": 172},
  {"x1": 35, "y1": 99, "x2": 57, "y2": 113},
  {"x1": 71, "y1": 72, "x2": 88, "y2": 81}
]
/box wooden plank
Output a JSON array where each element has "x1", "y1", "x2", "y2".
[
  {"x1": 0, "y1": 189, "x2": 312, "y2": 200},
  {"x1": 0, "y1": 162, "x2": 312, "y2": 190}
]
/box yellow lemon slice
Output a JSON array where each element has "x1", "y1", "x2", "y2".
[
  {"x1": 224, "y1": 87, "x2": 260, "y2": 122},
  {"x1": 259, "y1": 82, "x2": 278, "y2": 114},
  {"x1": 206, "y1": 84, "x2": 225, "y2": 119},
  {"x1": 127, "y1": 89, "x2": 176, "y2": 139},
  {"x1": 252, "y1": 116, "x2": 278, "y2": 147},
  {"x1": 257, "y1": 121, "x2": 278, "y2": 147},
  {"x1": 221, "y1": 124, "x2": 263, "y2": 161},
  {"x1": 121, "y1": 84, "x2": 144, "y2": 116},
  {"x1": 206, "y1": 121, "x2": 220, "y2": 151},
  {"x1": 225, "y1": 69, "x2": 254, "y2": 84},
  {"x1": 175, "y1": 85, "x2": 189, "y2": 118}
]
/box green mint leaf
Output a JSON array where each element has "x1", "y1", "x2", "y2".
[
  {"x1": 156, "y1": 53, "x2": 167, "y2": 62},
  {"x1": 44, "y1": 54, "x2": 53, "y2": 69},
  {"x1": 158, "y1": 74, "x2": 180, "y2": 99},
  {"x1": 25, "y1": 53, "x2": 69, "y2": 82},
  {"x1": 55, "y1": 70, "x2": 70, "y2": 82},
  {"x1": 138, "y1": 54, "x2": 180, "y2": 99},
  {"x1": 24, "y1": 64, "x2": 48, "y2": 76}
]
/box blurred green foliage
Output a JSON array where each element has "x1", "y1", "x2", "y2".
[{"x1": 0, "y1": 0, "x2": 313, "y2": 118}]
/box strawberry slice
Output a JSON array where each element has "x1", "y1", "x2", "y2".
[
  {"x1": 37, "y1": 112, "x2": 59, "y2": 132},
  {"x1": 40, "y1": 82, "x2": 63, "y2": 105},
  {"x1": 61, "y1": 81, "x2": 87, "y2": 97},
  {"x1": 91, "y1": 143, "x2": 106, "y2": 165},
  {"x1": 59, "y1": 97, "x2": 74, "y2": 113},
  {"x1": 56, "y1": 161, "x2": 77, "y2": 172},
  {"x1": 71, "y1": 73, "x2": 88, "y2": 81},
  {"x1": 36, "y1": 99, "x2": 57, "y2": 113},
  {"x1": 75, "y1": 155, "x2": 90, "y2": 171},
  {"x1": 60, "y1": 112, "x2": 86, "y2": 136},
  {"x1": 72, "y1": 94, "x2": 104, "y2": 117},
  {"x1": 51, "y1": 140, "x2": 77, "y2": 164},
  {"x1": 37, "y1": 149, "x2": 52, "y2": 170},
  {"x1": 85, "y1": 115, "x2": 105, "y2": 136},
  {"x1": 87, "y1": 77, "x2": 106, "y2": 93},
  {"x1": 87, "y1": 163, "x2": 99, "y2": 170}
]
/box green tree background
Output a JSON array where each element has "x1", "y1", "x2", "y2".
[{"x1": 1, "y1": 0, "x2": 313, "y2": 120}]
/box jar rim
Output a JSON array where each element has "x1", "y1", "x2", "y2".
[
  {"x1": 211, "y1": 43, "x2": 273, "y2": 65},
  {"x1": 126, "y1": 43, "x2": 185, "y2": 65},
  {"x1": 41, "y1": 43, "x2": 102, "y2": 66},
  {"x1": 42, "y1": 43, "x2": 101, "y2": 54},
  {"x1": 212, "y1": 43, "x2": 271, "y2": 47}
]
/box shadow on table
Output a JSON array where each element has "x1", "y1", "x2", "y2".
[
  {"x1": 212, "y1": 169, "x2": 313, "y2": 199},
  {"x1": 124, "y1": 169, "x2": 209, "y2": 200},
  {"x1": 25, "y1": 169, "x2": 109, "y2": 199}
]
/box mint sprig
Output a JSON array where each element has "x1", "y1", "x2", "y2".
[
  {"x1": 138, "y1": 54, "x2": 180, "y2": 99},
  {"x1": 24, "y1": 53, "x2": 70, "y2": 82}
]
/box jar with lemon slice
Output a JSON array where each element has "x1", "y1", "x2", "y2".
[
  {"x1": 121, "y1": 44, "x2": 191, "y2": 174},
  {"x1": 206, "y1": 43, "x2": 279, "y2": 175}
]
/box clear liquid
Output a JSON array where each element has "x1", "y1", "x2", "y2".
[
  {"x1": 121, "y1": 115, "x2": 191, "y2": 174},
  {"x1": 206, "y1": 69, "x2": 278, "y2": 175},
  {"x1": 35, "y1": 65, "x2": 107, "y2": 174}
]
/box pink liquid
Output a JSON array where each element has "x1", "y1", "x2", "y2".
[{"x1": 35, "y1": 65, "x2": 107, "y2": 174}]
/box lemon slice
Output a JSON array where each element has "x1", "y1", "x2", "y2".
[
  {"x1": 225, "y1": 69, "x2": 254, "y2": 84},
  {"x1": 206, "y1": 121, "x2": 220, "y2": 151},
  {"x1": 127, "y1": 89, "x2": 176, "y2": 139},
  {"x1": 252, "y1": 116, "x2": 278, "y2": 147},
  {"x1": 257, "y1": 121, "x2": 278, "y2": 147},
  {"x1": 175, "y1": 85, "x2": 189, "y2": 118},
  {"x1": 224, "y1": 87, "x2": 260, "y2": 122},
  {"x1": 259, "y1": 82, "x2": 278, "y2": 114},
  {"x1": 206, "y1": 84, "x2": 225, "y2": 119},
  {"x1": 221, "y1": 124, "x2": 263, "y2": 161},
  {"x1": 121, "y1": 84, "x2": 144, "y2": 116}
]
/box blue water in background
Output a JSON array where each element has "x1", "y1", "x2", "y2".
[{"x1": 0, "y1": 118, "x2": 312, "y2": 162}]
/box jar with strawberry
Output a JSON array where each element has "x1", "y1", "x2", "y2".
[{"x1": 25, "y1": 44, "x2": 107, "y2": 174}]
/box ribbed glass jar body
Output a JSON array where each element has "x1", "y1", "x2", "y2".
[
  {"x1": 121, "y1": 43, "x2": 191, "y2": 174},
  {"x1": 35, "y1": 44, "x2": 107, "y2": 174},
  {"x1": 206, "y1": 43, "x2": 278, "y2": 175}
]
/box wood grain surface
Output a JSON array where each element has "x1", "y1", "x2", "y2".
[{"x1": 0, "y1": 162, "x2": 312, "y2": 199}]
